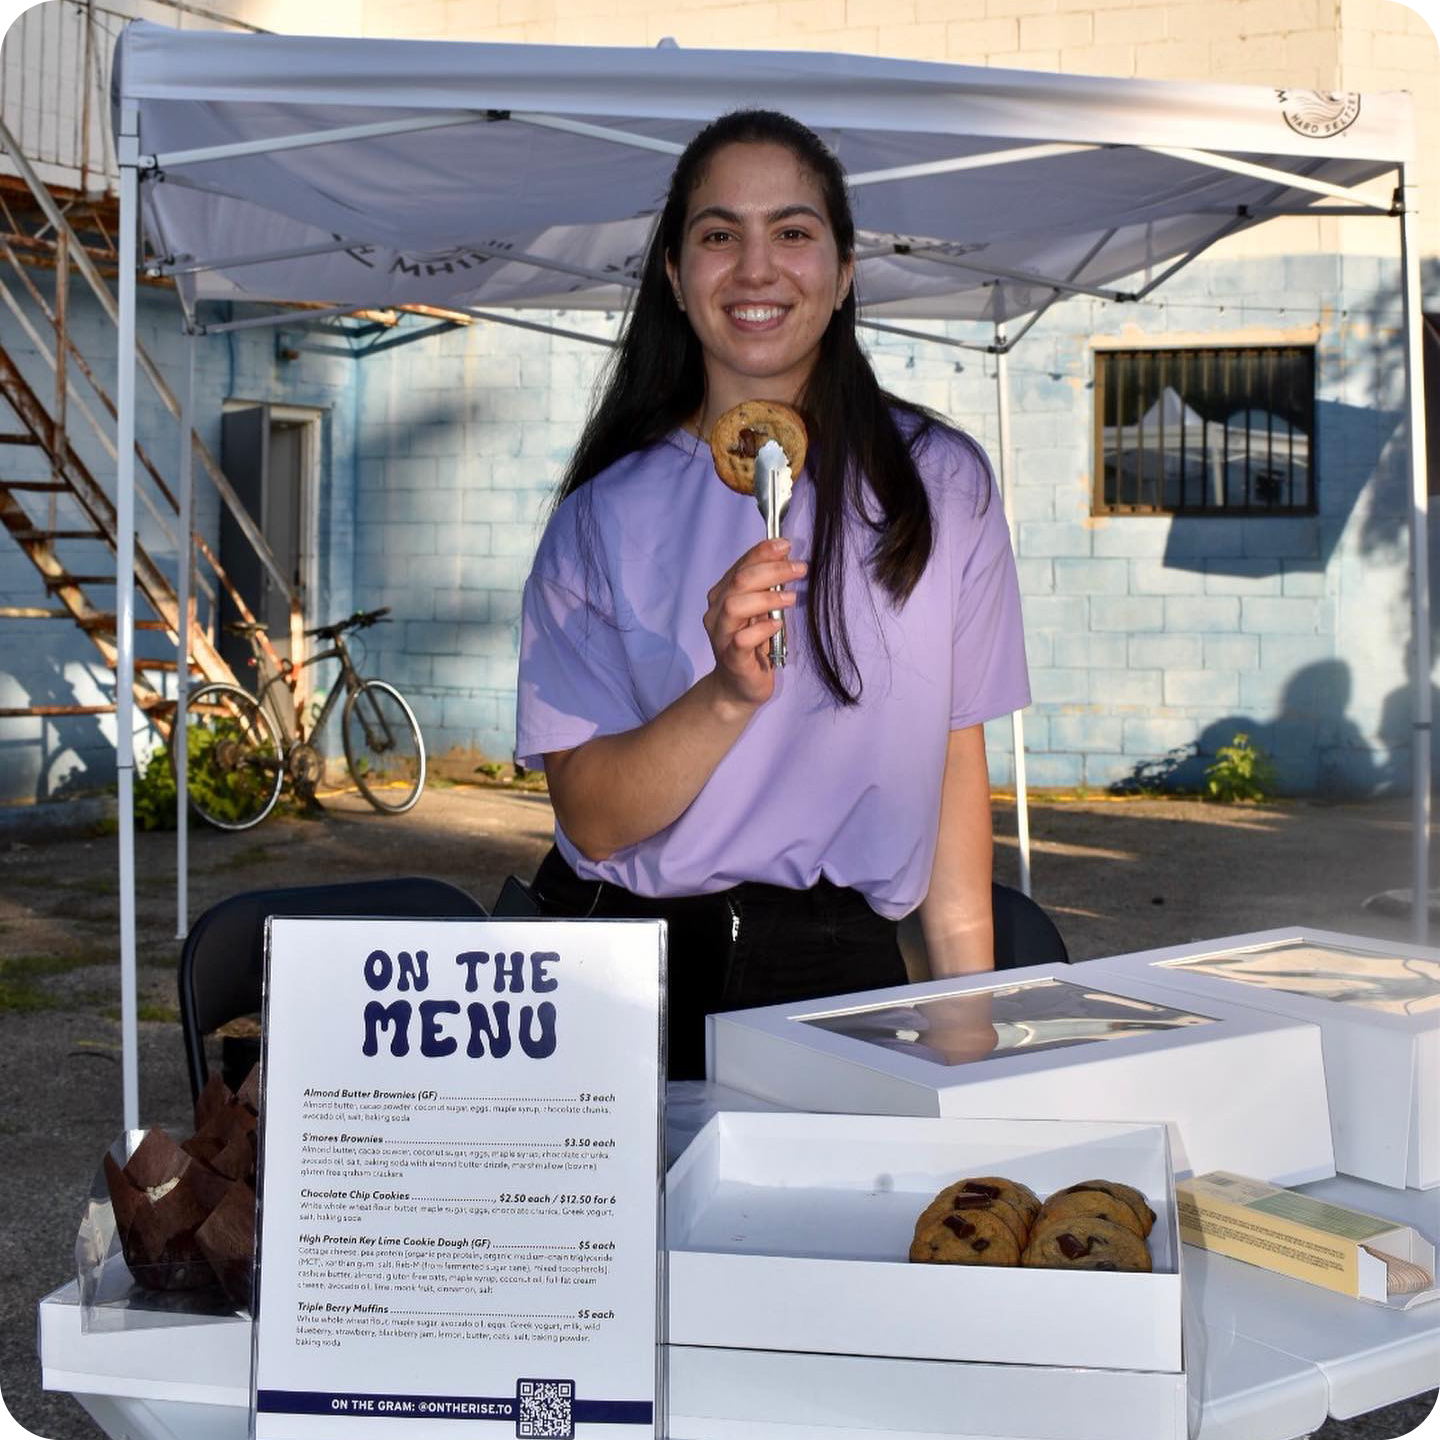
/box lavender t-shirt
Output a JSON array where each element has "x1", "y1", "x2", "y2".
[{"x1": 515, "y1": 422, "x2": 1030, "y2": 920}]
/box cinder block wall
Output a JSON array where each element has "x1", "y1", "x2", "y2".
[
  {"x1": 865, "y1": 255, "x2": 1429, "y2": 795},
  {"x1": 349, "y1": 313, "x2": 612, "y2": 769}
]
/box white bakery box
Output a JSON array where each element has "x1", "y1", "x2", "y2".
[
  {"x1": 1082, "y1": 928, "x2": 1440, "y2": 1190},
  {"x1": 666, "y1": 1111, "x2": 1193, "y2": 1440},
  {"x1": 707, "y1": 963, "x2": 1335, "y2": 1184}
]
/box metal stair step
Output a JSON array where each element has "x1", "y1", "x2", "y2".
[
  {"x1": 4, "y1": 480, "x2": 67, "y2": 492},
  {"x1": 0, "y1": 432, "x2": 42, "y2": 446},
  {"x1": 135, "y1": 657, "x2": 203, "y2": 672},
  {"x1": 0, "y1": 704, "x2": 117, "y2": 718},
  {"x1": 43, "y1": 574, "x2": 113, "y2": 589},
  {"x1": 7, "y1": 528, "x2": 105, "y2": 541},
  {"x1": 78, "y1": 614, "x2": 169, "y2": 632},
  {"x1": 0, "y1": 606, "x2": 69, "y2": 618}
]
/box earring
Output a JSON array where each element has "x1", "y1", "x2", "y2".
[{"x1": 673, "y1": 290, "x2": 686, "y2": 311}]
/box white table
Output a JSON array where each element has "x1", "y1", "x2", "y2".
[
  {"x1": 39, "y1": 1166, "x2": 1437, "y2": 1440},
  {"x1": 40, "y1": 1276, "x2": 1325, "y2": 1440},
  {"x1": 1195, "y1": 1172, "x2": 1440, "y2": 1423}
]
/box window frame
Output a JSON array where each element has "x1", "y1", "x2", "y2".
[{"x1": 1091, "y1": 342, "x2": 1318, "y2": 519}]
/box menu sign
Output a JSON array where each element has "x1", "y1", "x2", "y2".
[{"x1": 252, "y1": 917, "x2": 665, "y2": 1440}]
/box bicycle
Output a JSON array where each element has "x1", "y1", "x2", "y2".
[{"x1": 171, "y1": 607, "x2": 427, "y2": 830}]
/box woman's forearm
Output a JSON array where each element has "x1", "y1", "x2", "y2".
[
  {"x1": 918, "y1": 724, "x2": 996, "y2": 977},
  {"x1": 545, "y1": 670, "x2": 759, "y2": 860}
]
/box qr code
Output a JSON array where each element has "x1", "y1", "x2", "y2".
[{"x1": 516, "y1": 1378, "x2": 574, "y2": 1439}]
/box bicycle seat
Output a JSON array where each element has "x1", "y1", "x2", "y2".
[{"x1": 223, "y1": 621, "x2": 269, "y2": 636}]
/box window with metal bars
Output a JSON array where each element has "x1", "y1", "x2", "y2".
[{"x1": 1094, "y1": 346, "x2": 1316, "y2": 515}]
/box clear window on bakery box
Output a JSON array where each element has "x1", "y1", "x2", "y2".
[
  {"x1": 796, "y1": 978, "x2": 1218, "y2": 1067},
  {"x1": 1159, "y1": 941, "x2": 1440, "y2": 1015}
]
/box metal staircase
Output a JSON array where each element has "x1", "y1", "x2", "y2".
[
  {"x1": 0, "y1": 104, "x2": 299, "y2": 741},
  {"x1": 0, "y1": 343, "x2": 236, "y2": 729}
]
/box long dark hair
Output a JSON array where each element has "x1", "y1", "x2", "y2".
[{"x1": 560, "y1": 109, "x2": 943, "y2": 705}]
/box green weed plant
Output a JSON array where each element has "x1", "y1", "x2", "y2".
[{"x1": 1205, "y1": 732, "x2": 1277, "y2": 803}]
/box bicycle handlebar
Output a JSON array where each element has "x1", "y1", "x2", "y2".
[{"x1": 303, "y1": 607, "x2": 392, "y2": 640}]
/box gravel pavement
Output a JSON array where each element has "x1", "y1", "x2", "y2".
[{"x1": 0, "y1": 782, "x2": 1434, "y2": 1438}]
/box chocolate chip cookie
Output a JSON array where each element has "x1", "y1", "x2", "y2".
[
  {"x1": 709, "y1": 400, "x2": 808, "y2": 495},
  {"x1": 910, "y1": 1204, "x2": 1023, "y2": 1266},
  {"x1": 1051, "y1": 1179, "x2": 1156, "y2": 1236},
  {"x1": 913, "y1": 1183, "x2": 1028, "y2": 1248},
  {"x1": 1021, "y1": 1214, "x2": 1152, "y2": 1272},
  {"x1": 952, "y1": 1176, "x2": 1042, "y2": 1232},
  {"x1": 1036, "y1": 1188, "x2": 1148, "y2": 1239}
]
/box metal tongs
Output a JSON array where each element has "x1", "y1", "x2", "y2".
[{"x1": 753, "y1": 439, "x2": 794, "y2": 668}]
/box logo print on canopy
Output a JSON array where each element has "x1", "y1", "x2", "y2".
[{"x1": 1276, "y1": 90, "x2": 1361, "y2": 139}]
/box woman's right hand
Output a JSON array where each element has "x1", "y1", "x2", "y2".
[
  {"x1": 702, "y1": 537, "x2": 806, "y2": 711},
  {"x1": 545, "y1": 537, "x2": 806, "y2": 862}
]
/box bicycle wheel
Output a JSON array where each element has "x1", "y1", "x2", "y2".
[
  {"x1": 342, "y1": 679, "x2": 426, "y2": 814},
  {"x1": 172, "y1": 683, "x2": 284, "y2": 831}
]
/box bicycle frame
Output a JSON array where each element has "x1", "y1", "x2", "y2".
[
  {"x1": 180, "y1": 610, "x2": 422, "y2": 824},
  {"x1": 245, "y1": 633, "x2": 363, "y2": 756}
]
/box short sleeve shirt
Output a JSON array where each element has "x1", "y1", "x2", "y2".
[{"x1": 516, "y1": 422, "x2": 1030, "y2": 919}]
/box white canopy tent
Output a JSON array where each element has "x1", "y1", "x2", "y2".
[{"x1": 108, "y1": 23, "x2": 1430, "y2": 1127}]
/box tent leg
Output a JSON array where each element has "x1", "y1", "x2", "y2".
[
  {"x1": 176, "y1": 333, "x2": 194, "y2": 940},
  {"x1": 995, "y1": 329, "x2": 1032, "y2": 896},
  {"x1": 1400, "y1": 176, "x2": 1432, "y2": 945},
  {"x1": 116, "y1": 108, "x2": 140, "y2": 1130}
]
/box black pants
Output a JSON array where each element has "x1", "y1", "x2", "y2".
[{"x1": 531, "y1": 847, "x2": 907, "y2": 1081}]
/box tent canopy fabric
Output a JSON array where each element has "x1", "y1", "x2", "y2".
[{"x1": 114, "y1": 22, "x2": 1412, "y2": 321}]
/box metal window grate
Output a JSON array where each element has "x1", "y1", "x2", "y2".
[{"x1": 1094, "y1": 345, "x2": 1316, "y2": 516}]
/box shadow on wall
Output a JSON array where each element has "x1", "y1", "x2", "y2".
[
  {"x1": 1112, "y1": 660, "x2": 1439, "y2": 798},
  {"x1": 0, "y1": 652, "x2": 120, "y2": 804},
  {"x1": 1161, "y1": 398, "x2": 1403, "y2": 580}
]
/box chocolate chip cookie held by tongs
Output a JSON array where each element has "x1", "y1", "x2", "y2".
[{"x1": 710, "y1": 401, "x2": 809, "y2": 669}]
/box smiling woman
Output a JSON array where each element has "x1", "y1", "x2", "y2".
[
  {"x1": 514, "y1": 111, "x2": 1031, "y2": 1080},
  {"x1": 664, "y1": 143, "x2": 853, "y2": 420}
]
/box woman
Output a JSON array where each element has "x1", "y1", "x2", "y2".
[{"x1": 515, "y1": 110, "x2": 1029, "y2": 1079}]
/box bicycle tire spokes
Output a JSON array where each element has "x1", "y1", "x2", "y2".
[
  {"x1": 342, "y1": 679, "x2": 426, "y2": 814},
  {"x1": 174, "y1": 683, "x2": 285, "y2": 830},
  {"x1": 358, "y1": 689, "x2": 396, "y2": 753}
]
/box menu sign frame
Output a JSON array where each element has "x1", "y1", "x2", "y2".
[{"x1": 250, "y1": 916, "x2": 666, "y2": 1440}]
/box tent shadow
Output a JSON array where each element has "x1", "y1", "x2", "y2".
[{"x1": 1161, "y1": 397, "x2": 1402, "y2": 579}]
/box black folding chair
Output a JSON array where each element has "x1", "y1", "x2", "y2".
[
  {"x1": 178, "y1": 877, "x2": 488, "y2": 1102},
  {"x1": 991, "y1": 881, "x2": 1070, "y2": 968}
]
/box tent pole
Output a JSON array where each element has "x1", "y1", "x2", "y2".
[
  {"x1": 846, "y1": 141, "x2": 1097, "y2": 188},
  {"x1": 1138, "y1": 146, "x2": 1393, "y2": 209},
  {"x1": 1399, "y1": 168, "x2": 1432, "y2": 944},
  {"x1": 116, "y1": 105, "x2": 140, "y2": 1130},
  {"x1": 176, "y1": 333, "x2": 194, "y2": 941},
  {"x1": 995, "y1": 324, "x2": 1032, "y2": 897},
  {"x1": 858, "y1": 319, "x2": 994, "y2": 353}
]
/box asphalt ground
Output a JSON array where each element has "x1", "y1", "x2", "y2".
[{"x1": 0, "y1": 782, "x2": 1435, "y2": 1438}]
